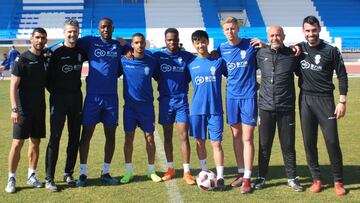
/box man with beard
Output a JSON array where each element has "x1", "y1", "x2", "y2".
[
  {"x1": 5, "y1": 28, "x2": 48, "y2": 193},
  {"x1": 298, "y1": 16, "x2": 348, "y2": 196}
]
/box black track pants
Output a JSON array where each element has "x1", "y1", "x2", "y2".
[
  {"x1": 258, "y1": 109, "x2": 297, "y2": 179},
  {"x1": 299, "y1": 93, "x2": 343, "y2": 182},
  {"x1": 46, "y1": 93, "x2": 82, "y2": 179}
]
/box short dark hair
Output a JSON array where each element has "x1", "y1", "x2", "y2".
[
  {"x1": 132, "y1": 32, "x2": 145, "y2": 41},
  {"x1": 164, "y1": 28, "x2": 179, "y2": 38},
  {"x1": 99, "y1": 17, "x2": 113, "y2": 26},
  {"x1": 191, "y1": 30, "x2": 208, "y2": 42},
  {"x1": 303, "y1": 16, "x2": 321, "y2": 29},
  {"x1": 31, "y1": 27, "x2": 47, "y2": 36}
]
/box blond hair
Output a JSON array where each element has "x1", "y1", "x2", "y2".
[{"x1": 221, "y1": 16, "x2": 238, "y2": 27}]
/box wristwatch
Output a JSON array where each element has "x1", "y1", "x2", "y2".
[{"x1": 11, "y1": 107, "x2": 19, "y2": 113}]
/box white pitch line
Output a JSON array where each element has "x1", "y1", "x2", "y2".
[{"x1": 154, "y1": 128, "x2": 184, "y2": 203}]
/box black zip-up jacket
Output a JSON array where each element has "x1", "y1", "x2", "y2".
[
  {"x1": 256, "y1": 45, "x2": 299, "y2": 111},
  {"x1": 298, "y1": 40, "x2": 348, "y2": 96}
]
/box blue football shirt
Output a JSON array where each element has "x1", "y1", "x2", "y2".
[
  {"x1": 152, "y1": 49, "x2": 194, "y2": 98},
  {"x1": 218, "y1": 38, "x2": 257, "y2": 99},
  {"x1": 77, "y1": 36, "x2": 124, "y2": 95},
  {"x1": 187, "y1": 57, "x2": 227, "y2": 115},
  {"x1": 121, "y1": 54, "x2": 158, "y2": 104}
]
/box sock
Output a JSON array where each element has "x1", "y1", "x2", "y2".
[
  {"x1": 28, "y1": 168, "x2": 36, "y2": 179},
  {"x1": 125, "y1": 163, "x2": 133, "y2": 173},
  {"x1": 183, "y1": 163, "x2": 190, "y2": 173},
  {"x1": 148, "y1": 164, "x2": 155, "y2": 173},
  {"x1": 167, "y1": 162, "x2": 174, "y2": 169},
  {"x1": 243, "y1": 169, "x2": 252, "y2": 179},
  {"x1": 80, "y1": 164, "x2": 87, "y2": 176},
  {"x1": 288, "y1": 178, "x2": 294, "y2": 183},
  {"x1": 102, "y1": 162, "x2": 110, "y2": 175},
  {"x1": 8, "y1": 173, "x2": 16, "y2": 181},
  {"x1": 238, "y1": 168, "x2": 245, "y2": 174},
  {"x1": 216, "y1": 166, "x2": 224, "y2": 179},
  {"x1": 199, "y1": 159, "x2": 208, "y2": 171}
]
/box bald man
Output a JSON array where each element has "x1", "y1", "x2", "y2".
[{"x1": 254, "y1": 25, "x2": 303, "y2": 192}]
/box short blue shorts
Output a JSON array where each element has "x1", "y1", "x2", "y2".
[
  {"x1": 189, "y1": 114, "x2": 223, "y2": 141},
  {"x1": 226, "y1": 98, "x2": 257, "y2": 126},
  {"x1": 82, "y1": 94, "x2": 118, "y2": 127},
  {"x1": 158, "y1": 95, "x2": 189, "y2": 125},
  {"x1": 123, "y1": 102, "x2": 155, "y2": 133}
]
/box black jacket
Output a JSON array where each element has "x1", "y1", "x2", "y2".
[{"x1": 256, "y1": 45, "x2": 299, "y2": 111}]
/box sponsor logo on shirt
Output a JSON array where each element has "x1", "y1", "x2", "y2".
[
  {"x1": 62, "y1": 64, "x2": 82, "y2": 73},
  {"x1": 227, "y1": 61, "x2": 248, "y2": 70},
  {"x1": 194, "y1": 75, "x2": 216, "y2": 85},
  {"x1": 300, "y1": 60, "x2": 322, "y2": 71},
  {"x1": 94, "y1": 48, "x2": 118, "y2": 58},
  {"x1": 160, "y1": 64, "x2": 184, "y2": 73}
]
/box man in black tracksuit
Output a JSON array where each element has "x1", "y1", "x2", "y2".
[
  {"x1": 254, "y1": 25, "x2": 303, "y2": 192},
  {"x1": 298, "y1": 16, "x2": 348, "y2": 196},
  {"x1": 45, "y1": 19, "x2": 87, "y2": 192}
]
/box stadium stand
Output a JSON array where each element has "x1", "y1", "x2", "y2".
[
  {"x1": 313, "y1": 0, "x2": 360, "y2": 51},
  {"x1": 144, "y1": 0, "x2": 204, "y2": 50},
  {"x1": 82, "y1": 0, "x2": 146, "y2": 38},
  {"x1": 0, "y1": 0, "x2": 359, "y2": 51}
]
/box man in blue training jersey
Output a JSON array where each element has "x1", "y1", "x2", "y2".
[
  {"x1": 0, "y1": 53, "x2": 10, "y2": 79},
  {"x1": 75, "y1": 18, "x2": 125, "y2": 186},
  {"x1": 218, "y1": 16, "x2": 265, "y2": 194},
  {"x1": 8, "y1": 46, "x2": 20, "y2": 70},
  {"x1": 119, "y1": 33, "x2": 162, "y2": 183},
  {"x1": 188, "y1": 30, "x2": 228, "y2": 191},
  {"x1": 152, "y1": 28, "x2": 196, "y2": 185}
]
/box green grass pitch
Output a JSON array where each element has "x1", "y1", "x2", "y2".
[{"x1": 0, "y1": 78, "x2": 359, "y2": 202}]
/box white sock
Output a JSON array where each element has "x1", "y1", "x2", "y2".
[
  {"x1": 8, "y1": 173, "x2": 16, "y2": 181},
  {"x1": 243, "y1": 169, "x2": 252, "y2": 179},
  {"x1": 102, "y1": 162, "x2": 110, "y2": 175},
  {"x1": 199, "y1": 159, "x2": 208, "y2": 171},
  {"x1": 183, "y1": 163, "x2": 190, "y2": 173},
  {"x1": 125, "y1": 163, "x2": 133, "y2": 173},
  {"x1": 167, "y1": 162, "x2": 174, "y2": 169},
  {"x1": 238, "y1": 168, "x2": 245, "y2": 174},
  {"x1": 80, "y1": 164, "x2": 87, "y2": 176},
  {"x1": 148, "y1": 164, "x2": 155, "y2": 173},
  {"x1": 28, "y1": 168, "x2": 36, "y2": 179},
  {"x1": 216, "y1": 166, "x2": 224, "y2": 179}
]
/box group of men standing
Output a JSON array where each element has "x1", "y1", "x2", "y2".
[{"x1": 5, "y1": 15, "x2": 348, "y2": 197}]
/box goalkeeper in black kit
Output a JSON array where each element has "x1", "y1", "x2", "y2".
[{"x1": 297, "y1": 16, "x2": 348, "y2": 196}]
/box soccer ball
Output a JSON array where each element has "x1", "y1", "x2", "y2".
[{"x1": 196, "y1": 170, "x2": 217, "y2": 191}]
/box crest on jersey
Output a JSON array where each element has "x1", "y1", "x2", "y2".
[
  {"x1": 178, "y1": 57, "x2": 183, "y2": 64},
  {"x1": 110, "y1": 44, "x2": 117, "y2": 51},
  {"x1": 144, "y1": 66, "x2": 150, "y2": 75},
  {"x1": 240, "y1": 50, "x2": 246, "y2": 59},
  {"x1": 210, "y1": 66, "x2": 216, "y2": 76},
  {"x1": 315, "y1": 54, "x2": 321, "y2": 64},
  {"x1": 78, "y1": 53, "x2": 82, "y2": 62}
]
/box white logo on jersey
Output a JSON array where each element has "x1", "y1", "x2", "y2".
[
  {"x1": 315, "y1": 54, "x2": 321, "y2": 64},
  {"x1": 61, "y1": 56, "x2": 70, "y2": 60},
  {"x1": 300, "y1": 60, "x2": 322, "y2": 71},
  {"x1": 78, "y1": 53, "x2": 82, "y2": 62},
  {"x1": 62, "y1": 64, "x2": 81, "y2": 73},
  {"x1": 240, "y1": 50, "x2": 246, "y2": 59},
  {"x1": 194, "y1": 76, "x2": 204, "y2": 85},
  {"x1": 160, "y1": 64, "x2": 184, "y2": 73},
  {"x1": 222, "y1": 51, "x2": 232, "y2": 55},
  {"x1": 191, "y1": 65, "x2": 200, "y2": 69},
  {"x1": 144, "y1": 66, "x2": 150, "y2": 75},
  {"x1": 210, "y1": 66, "x2": 216, "y2": 76},
  {"x1": 94, "y1": 49, "x2": 106, "y2": 57},
  {"x1": 178, "y1": 57, "x2": 183, "y2": 64},
  {"x1": 227, "y1": 61, "x2": 248, "y2": 71}
]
